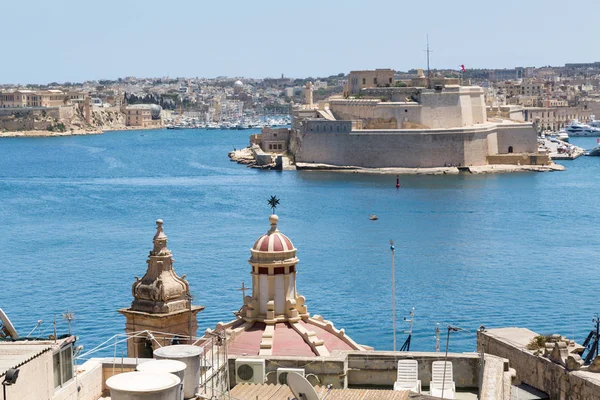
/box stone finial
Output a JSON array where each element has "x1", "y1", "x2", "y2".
[
  {"x1": 269, "y1": 214, "x2": 279, "y2": 233},
  {"x1": 566, "y1": 354, "x2": 583, "y2": 371},
  {"x1": 549, "y1": 342, "x2": 568, "y2": 366},
  {"x1": 588, "y1": 356, "x2": 600, "y2": 372},
  {"x1": 130, "y1": 219, "x2": 191, "y2": 314},
  {"x1": 152, "y1": 219, "x2": 168, "y2": 255}
]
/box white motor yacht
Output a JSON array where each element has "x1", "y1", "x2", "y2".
[{"x1": 564, "y1": 121, "x2": 600, "y2": 137}]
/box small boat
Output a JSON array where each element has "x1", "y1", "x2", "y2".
[
  {"x1": 369, "y1": 214, "x2": 379, "y2": 220},
  {"x1": 585, "y1": 145, "x2": 600, "y2": 156},
  {"x1": 556, "y1": 130, "x2": 570, "y2": 142}
]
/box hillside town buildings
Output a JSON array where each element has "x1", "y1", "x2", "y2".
[{"x1": 0, "y1": 60, "x2": 599, "y2": 136}]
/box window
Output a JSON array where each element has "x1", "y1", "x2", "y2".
[
  {"x1": 362, "y1": 78, "x2": 366, "y2": 84},
  {"x1": 374, "y1": 78, "x2": 378, "y2": 84},
  {"x1": 53, "y1": 345, "x2": 74, "y2": 389},
  {"x1": 389, "y1": 78, "x2": 392, "y2": 83}
]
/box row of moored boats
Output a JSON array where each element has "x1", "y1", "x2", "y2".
[
  {"x1": 542, "y1": 117, "x2": 600, "y2": 156},
  {"x1": 166, "y1": 116, "x2": 291, "y2": 130}
]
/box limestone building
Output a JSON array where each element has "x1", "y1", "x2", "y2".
[
  {"x1": 205, "y1": 214, "x2": 367, "y2": 357},
  {"x1": 124, "y1": 104, "x2": 163, "y2": 127},
  {"x1": 346, "y1": 69, "x2": 395, "y2": 95},
  {"x1": 0, "y1": 89, "x2": 67, "y2": 108},
  {"x1": 119, "y1": 220, "x2": 204, "y2": 357},
  {"x1": 287, "y1": 70, "x2": 548, "y2": 169}
]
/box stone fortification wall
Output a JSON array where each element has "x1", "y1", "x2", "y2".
[
  {"x1": 495, "y1": 124, "x2": 537, "y2": 154},
  {"x1": 361, "y1": 87, "x2": 420, "y2": 102},
  {"x1": 300, "y1": 120, "x2": 355, "y2": 134},
  {"x1": 487, "y1": 154, "x2": 552, "y2": 166},
  {"x1": 0, "y1": 119, "x2": 51, "y2": 131},
  {"x1": 478, "y1": 329, "x2": 600, "y2": 400},
  {"x1": 291, "y1": 125, "x2": 497, "y2": 168},
  {"x1": 330, "y1": 99, "x2": 421, "y2": 129},
  {"x1": 330, "y1": 86, "x2": 486, "y2": 130},
  {"x1": 58, "y1": 105, "x2": 76, "y2": 121},
  {"x1": 418, "y1": 86, "x2": 486, "y2": 128}
]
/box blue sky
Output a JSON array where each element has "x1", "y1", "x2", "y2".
[{"x1": 2, "y1": 0, "x2": 597, "y2": 84}]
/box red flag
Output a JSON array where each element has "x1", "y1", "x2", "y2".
[{"x1": 460, "y1": 65, "x2": 466, "y2": 72}]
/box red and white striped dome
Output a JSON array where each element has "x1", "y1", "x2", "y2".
[{"x1": 252, "y1": 215, "x2": 295, "y2": 253}]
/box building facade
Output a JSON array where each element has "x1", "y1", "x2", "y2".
[
  {"x1": 0, "y1": 89, "x2": 67, "y2": 108},
  {"x1": 124, "y1": 104, "x2": 162, "y2": 127},
  {"x1": 346, "y1": 69, "x2": 395, "y2": 95}
]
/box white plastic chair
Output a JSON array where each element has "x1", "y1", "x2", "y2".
[
  {"x1": 430, "y1": 361, "x2": 455, "y2": 399},
  {"x1": 393, "y1": 359, "x2": 421, "y2": 393}
]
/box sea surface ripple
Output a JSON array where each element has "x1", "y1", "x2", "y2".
[{"x1": 0, "y1": 129, "x2": 598, "y2": 358}]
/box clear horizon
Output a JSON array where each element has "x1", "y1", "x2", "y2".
[{"x1": 2, "y1": 0, "x2": 598, "y2": 85}]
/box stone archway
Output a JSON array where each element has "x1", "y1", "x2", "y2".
[{"x1": 508, "y1": 146, "x2": 514, "y2": 153}]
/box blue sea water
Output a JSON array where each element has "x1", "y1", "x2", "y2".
[{"x1": 0, "y1": 129, "x2": 599, "y2": 358}]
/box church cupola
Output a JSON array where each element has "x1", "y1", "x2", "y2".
[{"x1": 243, "y1": 214, "x2": 308, "y2": 324}]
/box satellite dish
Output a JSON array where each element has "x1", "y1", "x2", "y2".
[
  {"x1": 0, "y1": 308, "x2": 18, "y2": 338},
  {"x1": 287, "y1": 372, "x2": 319, "y2": 400}
]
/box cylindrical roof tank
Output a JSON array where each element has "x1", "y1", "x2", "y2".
[
  {"x1": 137, "y1": 360, "x2": 187, "y2": 400},
  {"x1": 154, "y1": 345, "x2": 202, "y2": 399},
  {"x1": 106, "y1": 371, "x2": 181, "y2": 400}
]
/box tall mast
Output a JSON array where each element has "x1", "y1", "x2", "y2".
[{"x1": 426, "y1": 35, "x2": 432, "y2": 89}]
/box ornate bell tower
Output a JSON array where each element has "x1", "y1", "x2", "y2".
[{"x1": 119, "y1": 219, "x2": 204, "y2": 357}]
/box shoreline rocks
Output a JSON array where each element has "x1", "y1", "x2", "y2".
[{"x1": 230, "y1": 147, "x2": 564, "y2": 174}]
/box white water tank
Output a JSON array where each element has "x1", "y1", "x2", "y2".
[
  {"x1": 154, "y1": 345, "x2": 202, "y2": 399},
  {"x1": 106, "y1": 371, "x2": 181, "y2": 400},
  {"x1": 137, "y1": 360, "x2": 187, "y2": 400}
]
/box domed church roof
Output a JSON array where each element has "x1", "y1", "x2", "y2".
[{"x1": 252, "y1": 215, "x2": 294, "y2": 253}]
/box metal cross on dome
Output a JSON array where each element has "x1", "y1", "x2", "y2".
[{"x1": 267, "y1": 195, "x2": 280, "y2": 214}]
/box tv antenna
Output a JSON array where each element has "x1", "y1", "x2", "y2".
[
  {"x1": 63, "y1": 312, "x2": 75, "y2": 335},
  {"x1": 27, "y1": 320, "x2": 43, "y2": 337},
  {"x1": 399, "y1": 308, "x2": 414, "y2": 351}
]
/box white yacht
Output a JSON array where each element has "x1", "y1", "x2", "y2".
[
  {"x1": 589, "y1": 120, "x2": 600, "y2": 129},
  {"x1": 556, "y1": 130, "x2": 570, "y2": 142},
  {"x1": 564, "y1": 121, "x2": 600, "y2": 137}
]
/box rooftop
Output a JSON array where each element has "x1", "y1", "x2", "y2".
[
  {"x1": 230, "y1": 383, "x2": 414, "y2": 400},
  {"x1": 0, "y1": 341, "x2": 55, "y2": 378}
]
